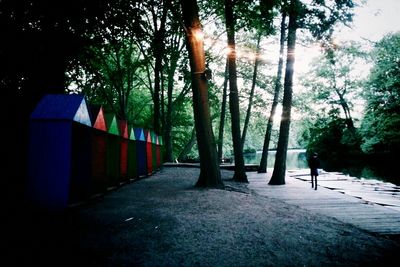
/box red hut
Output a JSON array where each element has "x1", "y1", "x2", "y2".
[
  {"x1": 89, "y1": 105, "x2": 107, "y2": 196},
  {"x1": 145, "y1": 130, "x2": 153, "y2": 175},
  {"x1": 119, "y1": 119, "x2": 129, "y2": 184}
]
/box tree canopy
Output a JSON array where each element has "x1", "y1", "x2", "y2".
[{"x1": 360, "y1": 32, "x2": 400, "y2": 155}]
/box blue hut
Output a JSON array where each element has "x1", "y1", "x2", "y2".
[
  {"x1": 27, "y1": 94, "x2": 92, "y2": 210},
  {"x1": 119, "y1": 119, "x2": 129, "y2": 184},
  {"x1": 134, "y1": 128, "x2": 147, "y2": 177}
]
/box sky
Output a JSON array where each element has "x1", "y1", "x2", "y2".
[
  {"x1": 296, "y1": 0, "x2": 400, "y2": 74},
  {"x1": 335, "y1": 0, "x2": 400, "y2": 43}
]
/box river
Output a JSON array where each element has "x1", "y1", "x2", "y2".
[
  {"x1": 242, "y1": 149, "x2": 308, "y2": 169},
  {"x1": 240, "y1": 149, "x2": 399, "y2": 186}
]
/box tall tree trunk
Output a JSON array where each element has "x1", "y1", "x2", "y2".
[
  {"x1": 258, "y1": 11, "x2": 287, "y2": 173},
  {"x1": 164, "y1": 52, "x2": 180, "y2": 162},
  {"x1": 241, "y1": 34, "x2": 262, "y2": 149},
  {"x1": 217, "y1": 59, "x2": 229, "y2": 163},
  {"x1": 153, "y1": 2, "x2": 168, "y2": 135},
  {"x1": 224, "y1": 0, "x2": 248, "y2": 183},
  {"x1": 269, "y1": 0, "x2": 298, "y2": 185},
  {"x1": 180, "y1": 0, "x2": 223, "y2": 188}
]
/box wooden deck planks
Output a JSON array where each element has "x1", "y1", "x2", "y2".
[{"x1": 247, "y1": 171, "x2": 400, "y2": 236}]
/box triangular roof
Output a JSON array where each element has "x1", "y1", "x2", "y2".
[
  {"x1": 88, "y1": 105, "x2": 100, "y2": 125},
  {"x1": 30, "y1": 94, "x2": 91, "y2": 127},
  {"x1": 129, "y1": 127, "x2": 136, "y2": 141},
  {"x1": 119, "y1": 120, "x2": 129, "y2": 138},
  {"x1": 104, "y1": 113, "x2": 119, "y2": 135},
  {"x1": 146, "y1": 130, "x2": 152, "y2": 143},
  {"x1": 90, "y1": 105, "x2": 107, "y2": 131},
  {"x1": 151, "y1": 131, "x2": 157, "y2": 144},
  {"x1": 134, "y1": 128, "x2": 146, "y2": 141},
  {"x1": 158, "y1": 136, "x2": 163, "y2": 146},
  {"x1": 155, "y1": 135, "x2": 159, "y2": 145}
]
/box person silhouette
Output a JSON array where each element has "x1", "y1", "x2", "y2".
[{"x1": 308, "y1": 152, "x2": 320, "y2": 190}]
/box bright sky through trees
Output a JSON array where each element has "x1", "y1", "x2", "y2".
[
  {"x1": 298, "y1": 0, "x2": 400, "y2": 74},
  {"x1": 201, "y1": 0, "x2": 400, "y2": 123},
  {"x1": 284, "y1": 0, "x2": 399, "y2": 122},
  {"x1": 336, "y1": 0, "x2": 400, "y2": 43}
]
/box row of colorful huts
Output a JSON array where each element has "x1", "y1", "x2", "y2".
[{"x1": 27, "y1": 94, "x2": 164, "y2": 210}]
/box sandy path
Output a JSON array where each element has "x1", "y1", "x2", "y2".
[{"x1": 5, "y1": 166, "x2": 399, "y2": 266}]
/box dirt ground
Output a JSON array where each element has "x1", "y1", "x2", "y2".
[{"x1": 4, "y1": 166, "x2": 400, "y2": 266}]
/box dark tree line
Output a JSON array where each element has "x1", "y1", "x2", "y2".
[{"x1": 1, "y1": 0, "x2": 110, "y2": 205}]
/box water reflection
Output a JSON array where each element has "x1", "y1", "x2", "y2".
[
  {"x1": 240, "y1": 149, "x2": 399, "y2": 186},
  {"x1": 323, "y1": 160, "x2": 399, "y2": 186},
  {"x1": 242, "y1": 149, "x2": 308, "y2": 170}
]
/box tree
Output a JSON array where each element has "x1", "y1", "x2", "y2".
[
  {"x1": 259, "y1": 10, "x2": 287, "y2": 173},
  {"x1": 163, "y1": 15, "x2": 188, "y2": 162},
  {"x1": 224, "y1": 0, "x2": 248, "y2": 183},
  {"x1": 241, "y1": 33, "x2": 262, "y2": 149},
  {"x1": 360, "y1": 32, "x2": 400, "y2": 155},
  {"x1": 66, "y1": 1, "x2": 163, "y2": 126},
  {"x1": 199, "y1": 0, "x2": 276, "y2": 178},
  {"x1": 298, "y1": 40, "x2": 366, "y2": 160},
  {"x1": 217, "y1": 59, "x2": 229, "y2": 163},
  {"x1": 150, "y1": 0, "x2": 169, "y2": 135},
  {"x1": 179, "y1": 0, "x2": 223, "y2": 188},
  {"x1": 305, "y1": 41, "x2": 366, "y2": 130},
  {"x1": 269, "y1": 0, "x2": 355, "y2": 185},
  {"x1": 269, "y1": 0, "x2": 299, "y2": 185},
  {"x1": 71, "y1": 38, "x2": 145, "y2": 121}
]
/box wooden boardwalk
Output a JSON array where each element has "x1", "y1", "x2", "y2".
[{"x1": 247, "y1": 169, "x2": 400, "y2": 237}]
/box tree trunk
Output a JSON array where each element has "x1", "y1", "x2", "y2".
[
  {"x1": 241, "y1": 34, "x2": 261, "y2": 149},
  {"x1": 269, "y1": 0, "x2": 297, "y2": 185},
  {"x1": 164, "y1": 52, "x2": 179, "y2": 162},
  {"x1": 180, "y1": 0, "x2": 223, "y2": 188},
  {"x1": 217, "y1": 59, "x2": 229, "y2": 163},
  {"x1": 336, "y1": 90, "x2": 355, "y2": 129},
  {"x1": 224, "y1": 0, "x2": 248, "y2": 183},
  {"x1": 153, "y1": 3, "x2": 168, "y2": 135},
  {"x1": 258, "y1": 11, "x2": 287, "y2": 173}
]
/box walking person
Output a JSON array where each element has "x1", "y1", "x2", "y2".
[{"x1": 308, "y1": 152, "x2": 320, "y2": 190}]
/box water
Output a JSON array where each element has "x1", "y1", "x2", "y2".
[
  {"x1": 242, "y1": 149, "x2": 308, "y2": 170},
  {"x1": 322, "y1": 159, "x2": 399, "y2": 186},
  {"x1": 240, "y1": 149, "x2": 399, "y2": 186}
]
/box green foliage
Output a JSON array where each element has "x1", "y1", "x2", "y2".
[
  {"x1": 360, "y1": 112, "x2": 400, "y2": 154},
  {"x1": 300, "y1": 0, "x2": 355, "y2": 41},
  {"x1": 243, "y1": 147, "x2": 256, "y2": 154},
  {"x1": 68, "y1": 38, "x2": 149, "y2": 121},
  {"x1": 306, "y1": 112, "x2": 361, "y2": 160},
  {"x1": 299, "y1": 40, "x2": 365, "y2": 161},
  {"x1": 199, "y1": 0, "x2": 279, "y2": 36},
  {"x1": 301, "y1": 41, "x2": 366, "y2": 110},
  {"x1": 360, "y1": 32, "x2": 400, "y2": 155}
]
